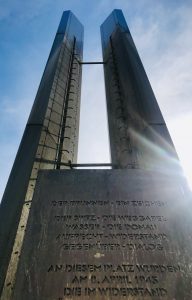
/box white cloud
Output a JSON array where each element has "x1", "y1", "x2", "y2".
[
  {"x1": 78, "y1": 64, "x2": 110, "y2": 163},
  {"x1": 129, "y1": 2, "x2": 192, "y2": 118}
]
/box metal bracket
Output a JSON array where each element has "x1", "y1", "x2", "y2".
[
  {"x1": 78, "y1": 61, "x2": 106, "y2": 65},
  {"x1": 35, "y1": 158, "x2": 114, "y2": 168}
]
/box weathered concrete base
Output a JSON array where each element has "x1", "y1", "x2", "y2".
[{"x1": 12, "y1": 169, "x2": 192, "y2": 299}]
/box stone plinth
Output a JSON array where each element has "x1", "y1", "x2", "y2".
[{"x1": 12, "y1": 169, "x2": 192, "y2": 299}]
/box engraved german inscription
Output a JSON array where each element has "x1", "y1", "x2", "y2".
[{"x1": 12, "y1": 170, "x2": 192, "y2": 299}]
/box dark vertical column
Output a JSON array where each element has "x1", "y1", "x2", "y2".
[
  {"x1": 0, "y1": 11, "x2": 83, "y2": 296},
  {"x1": 101, "y1": 10, "x2": 180, "y2": 173}
]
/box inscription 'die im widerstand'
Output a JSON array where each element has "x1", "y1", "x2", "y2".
[{"x1": 12, "y1": 170, "x2": 192, "y2": 299}]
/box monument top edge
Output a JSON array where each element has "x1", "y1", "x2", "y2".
[{"x1": 37, "y1": 168, "x2": 185, "y2": 181}]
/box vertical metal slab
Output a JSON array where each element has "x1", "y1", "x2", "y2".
[
  {"x1": 101, "y1": 10, "x2": 179, "y2": 171},
  {"x1": 0, "y1": 11, "x2": 83, "y2": 296},
  {"x1": 12, "y1": 170, "x2": 192, "y2": 299}
]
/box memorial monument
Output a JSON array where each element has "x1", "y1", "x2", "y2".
[{"x1": 1, "y1": 9, "x2": 192, "y2": 300}]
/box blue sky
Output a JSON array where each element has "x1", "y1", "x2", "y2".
[{"x1": 1, "y1": 0, "x2": 192, "y2": 199}]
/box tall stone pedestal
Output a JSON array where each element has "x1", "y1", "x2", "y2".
[{"x1": 12, "y1": 170, "x2": 192, "y2": 299}]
